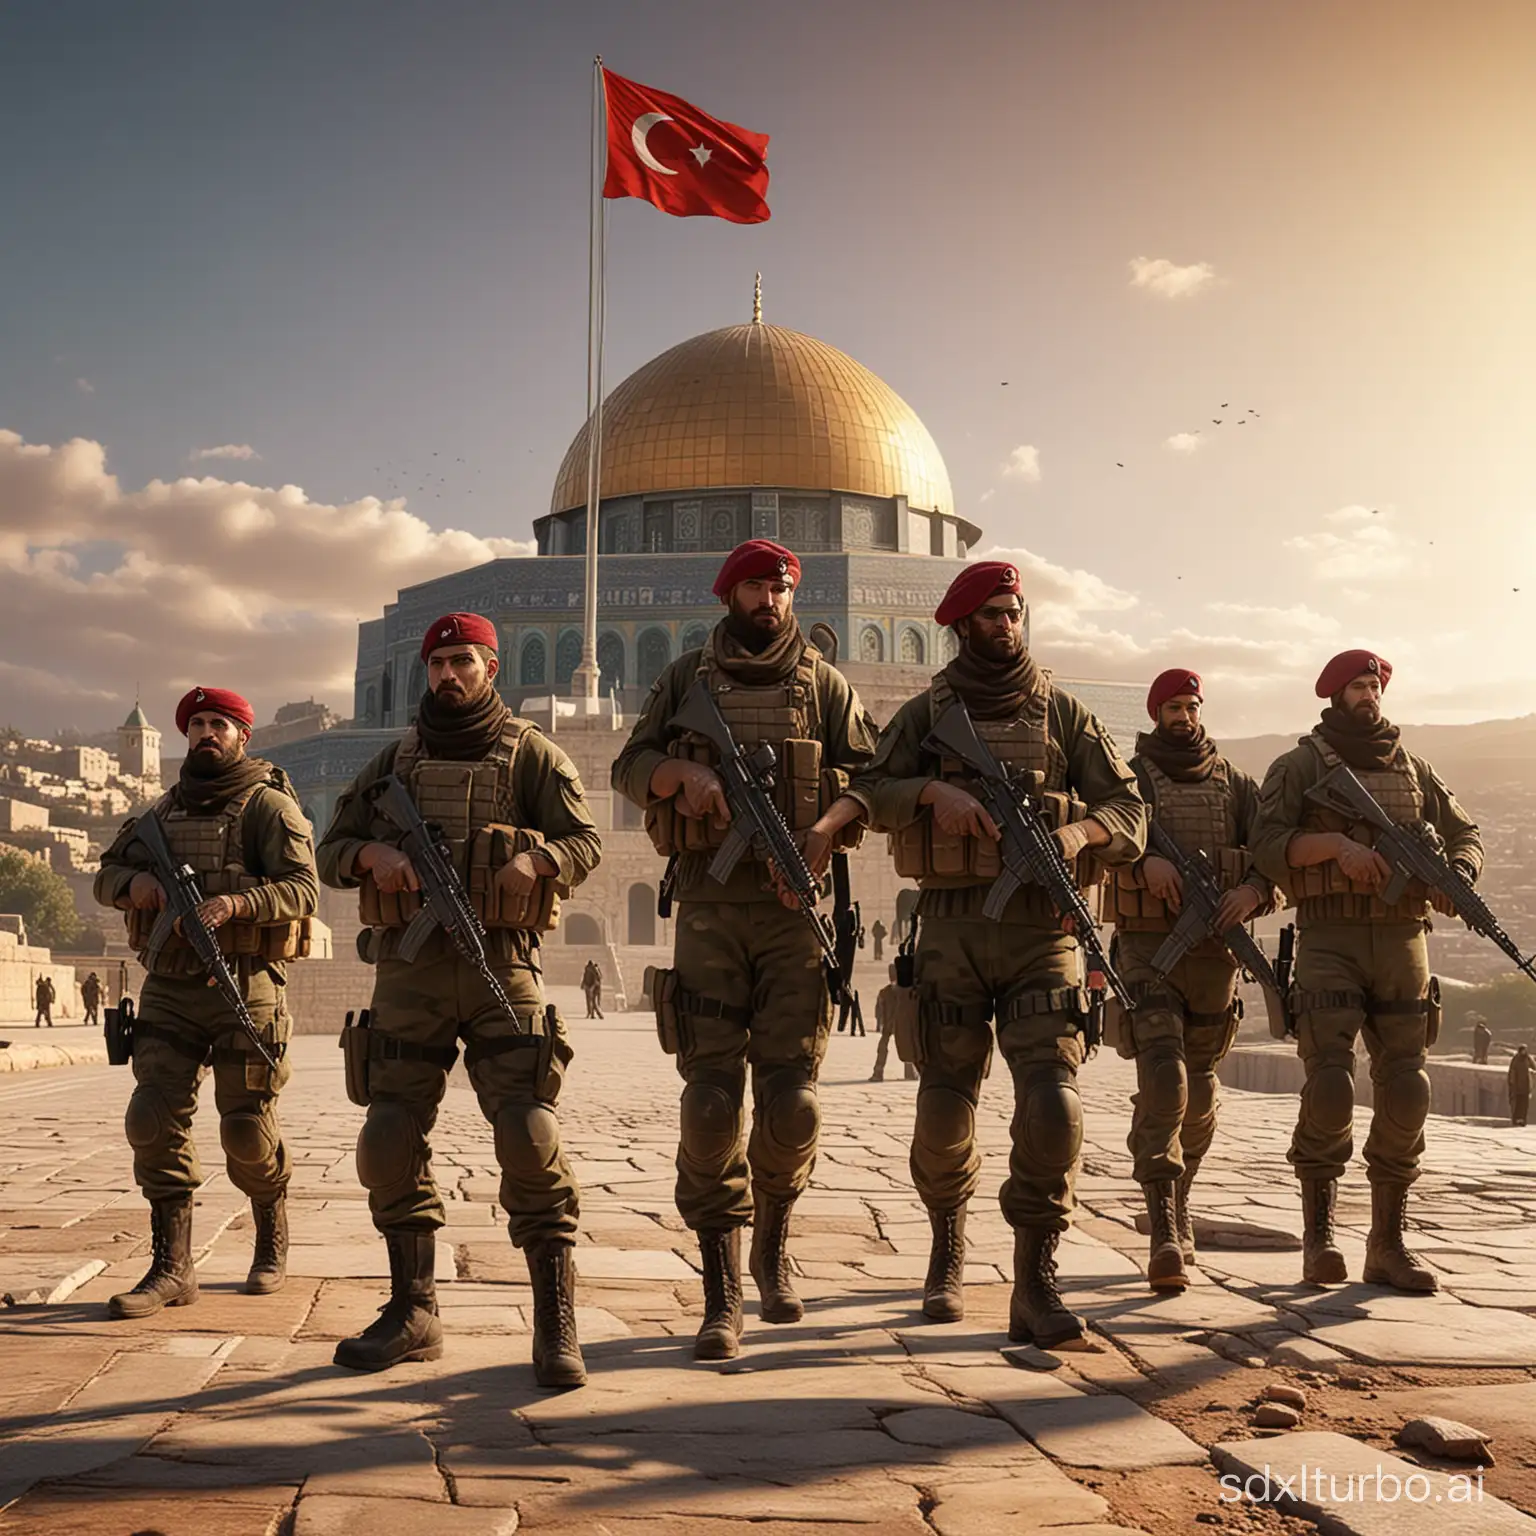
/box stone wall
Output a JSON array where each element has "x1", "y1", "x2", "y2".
[{"x1": 0, "y1": 929, "x2": 80, "y2": 1022}]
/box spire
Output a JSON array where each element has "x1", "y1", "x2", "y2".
[{"x1": 752, "y1": 272, "x2": 763, "y2": 325}]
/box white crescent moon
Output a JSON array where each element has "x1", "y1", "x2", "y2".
[{"x1": 632, "y1": 111, "x2": 677, "y2": 176}]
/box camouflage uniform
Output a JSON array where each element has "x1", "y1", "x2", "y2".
[
  {"x1": 1104, "y1": 751, "x2": 1276, "y2": 1280},
  {"x1": 854, "y1": 672, "x2": 1145, "y2": 1344},
  {"x1": 872, "y1": 978, "x2": 918, "y2": 1082},
  {"x1": 611, "y1": 631, "x2": 876, "y2": 1349},
  {"x1": 317, "y1": 713, "x2": 600, "y2": 1378},
  {"x1": 1252, "y1": 728, "x2": 1482, "y2": 1288},
  {"x1": 94, "y1": 763, "x2": 318, "y2": 1314}
]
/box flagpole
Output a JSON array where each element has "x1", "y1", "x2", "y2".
[{"x1": 573, "y1": 55, "x2": 606, "y2": 711}]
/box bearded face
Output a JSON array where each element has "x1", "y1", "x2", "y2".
[{"x1": 724, "y1": 576, "x2": 793, "y2": 654}]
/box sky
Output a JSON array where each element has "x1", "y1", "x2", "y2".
[{"x1": 1, "y1": 0, "x2": 1534, "y2": 740}]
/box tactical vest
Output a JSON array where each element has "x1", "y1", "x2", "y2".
[
  {"x1": 358, "y1": 717, "x2": 560, "y2": 934},
  {"x1": 644, "y1": 646, "x2": 838, "y2": 858},
  {"x1": 888, "y1": 673, "x2": 1101, "y2": 897},
  {"x1": 1107, "y1": 758, "x2": 1248, "y2": 931},
  {"x1": 1293, "y1": 731, "x2": 1429, "y2": 922},
  {"x1": 124, "y1": 779, "x2": 313, "y2": 975}
]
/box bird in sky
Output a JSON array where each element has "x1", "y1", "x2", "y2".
[
  {"x1": 1220, "y1": 402, "x2": 1229, "y2": 407},
  {"x1": 1116, "y1": 462, "x2": 1124, "y2": 468},
  {"x1": 1212, "y1": 419, "x2": 1222, "y2": 425}
]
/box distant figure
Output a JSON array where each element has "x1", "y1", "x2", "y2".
[
  {"x1": 1509, "y1": 1045, "x2": 1531, "y2": 1127},
  {"x1": 870, "y1": 919, "x2": 888, "y2": 962},
  {"x1": 81, "y1": 971, "x2": 103, "y2": 1028},
  {"x1": 581, "y1": 959, "x2": 604, "y2": 1020},
  {"x1": 871, "y1": 965, "x2": 918, "y2": 1083},
  {"x1": 1471, "y1": 1014, "x2": 1493, "y2": 1065},
  {"x1": 34, "y1": 974, "x2": 56, "y2": 1028}
]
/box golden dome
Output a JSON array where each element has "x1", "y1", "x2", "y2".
[{"x1": 550, "y1": 320, "x2": 954, "y2": 517}]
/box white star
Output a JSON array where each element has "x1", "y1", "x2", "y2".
[{"x1": 690, "y1": 144, "x2": 712, "y2": 166}]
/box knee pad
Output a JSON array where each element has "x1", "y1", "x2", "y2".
[
  {"x1": 1142, "y1": 1051, "x2": 1189, "y2": 1117},
  {"x1": 356, "y1": 1100, "x2": 419, "y2": 1192},
  {"x1": 1379, "y1": 1061, "x2": 1430, "y2": 1135},
  {"x1": 1015, "y1": 1070, "x2": 1082, "y2": 1175},
  {"x1": 680, "y1": 1080, "x2": 740, "y2": 1161},
  {"x1": 220, "y1": 1111, "x2": 276, "y2": 1168},
  {"x1": 914, "y1": 1084, "x2": 975, "y2": 1159},
  {"x1": 494, "y1": 1101, "x2": 561, "y2": 1175},
  {"x1": 1303, "y1": 1060, "x2": 1357, "y2": 1137},
  {"x1": 759, "y1": 1076, "x2": 819, "y2": 1165},
  {"x1": 124, "y1": 1086, "x2": 168, "y2": 1150},
  {"x1": 1185, "y1": 1069, "x2": 1218, "y2": 1128}
]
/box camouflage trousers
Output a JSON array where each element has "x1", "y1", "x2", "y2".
[
  {"x1": 359, "y1": 937, "x2": 578, "y2": 1248},
  {"x1": 909, "y1": 915, "x2": 1087, "y2": 1233},
  {"x1": 1287, "y1": 920, "x2": 1433, "y2": 1187},
  {"x1": 1112, "y1": 931, "x2": 1242, "y2": 1184},
  {"x1": 125, "y1": 968, "x2": 292, "y2": 1205},
  {"x1": 671, "y1": 899, "x2": 832, "y2": 1230}
]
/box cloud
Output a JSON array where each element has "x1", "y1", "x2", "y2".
[
  {"x1": 1205, "y1": 601, "x2": 1341, "y2": 638},
  {"x1": 1001, "y1": 445, "x2": 1041, "y2": 482},
  {"x1": 974, "y1": 545, "x2": 1137, "y2": 621},
  {"x1": 1164, "y1": 432, "x2": 1203, "y2": 454},
  {"x1": 1285, "y1": 504, "x2": 1410, "y2": 582},
  {"x1": 978, "y1": 488, "x2": 996, "y2": 503},
  {"x1": 74, "y1": 378, "x2": 95, "y2": 395},
  {"x1": 191, "y1": 443, "x2": 260, "y2": 462},
  {"x1": 0, "y1": 429, "x2": 534, "y2": 733},
  {"x1": 1129, "y1": 256, "x2": 1216, "y2": 300}
]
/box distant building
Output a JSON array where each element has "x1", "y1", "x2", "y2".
[
  {"x1": 116, "y1": 702, "x2": 161, "y2": 789},
  {"x1": 58, "y1": 745, "x2": 113, "y2": 789},
  {"x1": 248, "y1": 699, "x2": 346, "y2": 755}
]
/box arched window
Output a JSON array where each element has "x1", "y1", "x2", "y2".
[
  {"x1": 638, "y1": 629, "x2": 671, "y2": 690},
  {"x1": 520, "y1": 635, "x2": 547, "y2": 687},
  {"x1": 555, "y1": 631, "x2": 582, "y2": 688},
  {"x1": 380, "y1": 667, "x2": 393, "y2": 720},
  {"x1": 597, "y1": 632, "x2": 625, "y2": 693},
  {"x1": 628, "y1": 883, "x2": 657, "y2": 945},
  {"x1": 859, "y1": 626, "x2": 884, "y2": 663},
  {"x1": 564, "y1": 912, "x2": 604, "y2": 945},
  {"x1": 899, "y1": 628, "x2": 925, "y2": 665},
  {"x1": 938, "y1": 629, "x2": 959, "y2": 663},
  {"x1": 363, "y1": 685, "x2": 377, "y2": 723},
  {"x1": 681, "y1": 622, "x2": 711, "y2": 655}
]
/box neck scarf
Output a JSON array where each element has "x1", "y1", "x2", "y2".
[
  {"x1": 1135, "y1": 724, "x2": 1219, "y2": 783},
  {"x1": 941, "y1": 641, "x2": 1043, "y2": 722},
  {"x1": 176, "y1": 752, "x2": 275, "y2": 813},
  {"x1": 710, "y1": 615, "x2": 806, "y2": 686},
  {"x1": 415, "y1": 684, "x2": 510, "y2": 760},
  {"x1": 1316, "y1": 705, "x2": 1402, "y2": 771}
]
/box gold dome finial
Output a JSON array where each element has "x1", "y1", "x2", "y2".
[{"x1": 752, "y1": 272, "x2": 762, "y2": 324}]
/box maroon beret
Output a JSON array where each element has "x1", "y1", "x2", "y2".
[
  {"x1": 712, "y1": 540, "x2": 802, "y2": 599},
  {"x1": 176, "y1": 686, "x2": 254, "y2": 736},
  {"x1": 1315, "y1": 649, "x2": 1391, "y2": 699},
  {"x1": 422, "y1": 612, "x2": 498, "y2": 662},
  {"x1": 1146, "y1": 668, "x2": 1202, "y2": 719},
  {"x1": 935, "y1": 561, "x2": 1022, "y2": 627}
]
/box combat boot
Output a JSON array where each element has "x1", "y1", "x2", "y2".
[
  {"x1": 1008, "y1": 1228, "x2": 1086, "y2": 1350},
  {"x1": 1174, "y1": 1165, "x2": 1198, "y2": 1265},
  {"x1": 1300, "y1": 1178, "x2": 1348, "y2": 1284},
  {"x1": 694, "y1": 1227, "x2": 744, "y2": 1360},
  {"x1": 333, "y1": 1229, "x2": 444, "y2": 1371},
  {"x1": 921, "y1": 1205, "x2": 966, "y2": 1322},
  {"x1": 244, "y1": 1196, "x2": 288, "y2": 1295},
  {"x1": 526, "y1": 1241, "x2": 586, "y2": 1388},
  {"x1": 1142, "y1": 1180, "x2": 1188, "y2": 1291},
  {"x1": 109, "y1": 1195, "x2": 199, "y2": 1319},
  {"x1": 1362, "y1": 1182, "x2": 1438, "y2": 1293},
  {"x1": 749, "y1": 1193, "x2": 803, "y2": 1323}
]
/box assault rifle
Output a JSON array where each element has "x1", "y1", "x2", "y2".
[
  {"x1": 831, "y1": 852, "x2": 864, "y2": 1033},
  {"x1": 367, "y1": 774, "x2": 526, "y2": 1033},
  {"x1": 1144, "y1": 821, "x2": 1290, "y2": 1038},
  {"x1": 922, "y1": 701, "x2": 1135, "y2": 1012},
  {"x1": 1306, "y1": 763, "x2": 1536, "y2": 985},
  {"x1": 671, "y1": 683, "x2": 863, "y2": 1027},
  {"x1": 131, "y1": 809, "x2": 282, "y2": 1071}
]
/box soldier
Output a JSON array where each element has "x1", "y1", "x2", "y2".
[
  {"x1": 871, "y1": 918, "x2": 887, "y2": 962},
  {"x1": 81, "y1": 971, "x2": 104, "y2": 1029},
  {"x1": 581, "y1": 959, "x2": 604, "y2": 1020},
  {"x1": 871, "y1": 963, "x2": 919, "y2": 1083},
  {"x1": 1252, "y1": 650, "x2": 1482, "y2": 1291},
  {"x1": 317, "y1": 613, "x2": 601, "y2": 1385},
  {"x1": 851, "y1": 562, "x2": 1146, "y2": 1347},
  {"x1": 1103, "y1": 670, "x2": 1277, "y2": 1289},
  {"x1": 94, "y1": 686, "x2": 317, "y2": 1317},
  {"x1": 1509, "y1": 1044, "x2": 1531, "y2": 1127},
  {"x1": 612, "y1": 539, "x2": 877, "y2": 1360},
  {"x1": 1470, "y1": 1013, "x2": 1492, "y2": 1065},
  {"x1": 34, "y1": 973, "x2": 55, "y2": 1027}
]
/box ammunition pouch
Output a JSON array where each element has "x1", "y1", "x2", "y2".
[
  {"x1": 644, "y1": 965, "x2": 681, "y2": 1056},
  {"x1": 340, "y1": 1008, "x2": 462, "y2": 1107},
  {"x1": 126, "y1": 890, "x2": 313, "y2": 971},
  {"x1": 104, "y1": 996, "x2": 136, "y2": 1066},
  {"x1": 1105, "y1": 847, "x2": 1250, "y2": 930},
  {"x1": 357, "y1": 870, "x2": 425, "y2": 929},
  {"x1": 467, "y1": 823, "x2": 560, "y2": 932},
  {"x1": 340, "y1": 1008, "x2": 372, "y2": 1106},
  {"x1": 1265, "y1": 984, "x2": 1295, "y2": 1041},
  {"x1": 460, "y1": 1005, "x2": 570, "y2": 1101},
  {"x1": 1106, "y1": 993, "x2": 1135, "y2": 1059},
  {"x1": 1291, "y1": 857, "x2": 1431, "y2": 923},
  {"x1": 891, "y1": 984, "x2": 922, "y2": 1065}
]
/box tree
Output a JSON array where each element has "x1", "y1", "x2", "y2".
[{"x1": 0, "y1": 849, "x2": 83, "y2": 949}]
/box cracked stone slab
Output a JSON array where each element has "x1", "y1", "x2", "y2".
[
  {"x1": 1212, "y1": 1431, "x2": 1534, "y2": 1534},
  {"x1": 926, "y1": 1469, "x2": 1115, "y2": 1535},
  {"x1": 294, "y1": 1495, "x2": 518, "y2": 1536},
  {"x1": 1309, "y1": 1306, "x2": 1536, "y2": 1366}
]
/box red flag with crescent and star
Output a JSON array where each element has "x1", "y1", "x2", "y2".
[{"x1": 601, "y1": 68, "x2": 770, "y2": 225}]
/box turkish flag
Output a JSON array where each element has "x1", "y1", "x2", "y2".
[{"x1": 602, "y1": 68, "x2": 770, "y2": 225}]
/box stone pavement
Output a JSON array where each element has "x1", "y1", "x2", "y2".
[{"x1": 1, "y1": 986, "x2": 1533, "y2": 1535}]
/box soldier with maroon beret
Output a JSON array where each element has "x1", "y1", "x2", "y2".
[{"x1": 1252, "y1": 651, "x2": 1482, "y2": 1292}]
